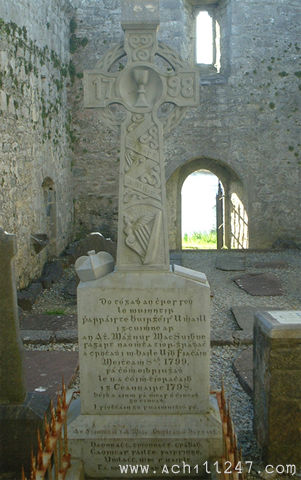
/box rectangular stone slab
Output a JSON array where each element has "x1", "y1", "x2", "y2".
[
  {"x1": 215, "y1": 254, "x2": 246, "y2": 271},
  {"x1": 231, "y1": 305, "x2": 281, "y2": 333},
  {"x1": 233, "y1": 273, "x2": 283, "y2": 296},
  {"x1": 77, "y1": 270, "x2": 210, "y2": 415}
]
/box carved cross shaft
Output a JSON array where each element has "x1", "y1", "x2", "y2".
[{"x1": 83, "y1": 0, "x2": 199, "y2": 271}]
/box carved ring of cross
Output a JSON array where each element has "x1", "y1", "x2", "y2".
[{"x1": 84, "y1": 42, "x2": 198, "y2": 134}]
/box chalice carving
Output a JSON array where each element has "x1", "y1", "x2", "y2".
[{"x1": 133, "y1": 68, "x2": 149, "y2": 107}]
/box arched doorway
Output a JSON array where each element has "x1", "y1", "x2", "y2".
[
  {"x1": 166, "y1": 157, "x2": 248, "y2": 250},
  {"x1": 181, "y1": 170, "x2": 224, "y2": 249}
]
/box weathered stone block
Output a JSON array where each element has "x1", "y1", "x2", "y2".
[
  {"x1": 253, "y1": 310, "x2": 301, "y2": 466},
  {"x1": 17, "y1": 281, "x2": 43, "y2": 311},
  {"x1": 40, "y1": 260, "x2": 63, "y2": 289},
  {"x1": 0, "y1": 393, "x2": 50, "y2": 477},
  {"x1": 65, "y1": 233, "x2": 117, "y2": 263}
]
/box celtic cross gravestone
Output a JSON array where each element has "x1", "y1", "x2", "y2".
[
  {"x1": 69, "y1": 2, "x2": 222, "y2": 477},
  {"x1": 83, "y1": 0, "x2": 198, "y2": 271}
]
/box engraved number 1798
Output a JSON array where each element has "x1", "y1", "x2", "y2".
[
  {"x1": 167, "y1": 76, "x2": 194, "y2": 98},
  {"x1": 93, "y1": 77, "x2": 114, "y2": 101}
]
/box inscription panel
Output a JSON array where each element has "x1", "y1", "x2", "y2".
[
  {"x1": 86, "y1": 439, "x2": 212, "y2": 477},
  {"x1": 78, "y1": 283, "x2": 210, "y2": 415}
]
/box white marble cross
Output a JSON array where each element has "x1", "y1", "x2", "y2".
[{"x1": 84, "y1": 0, "x2": 199, "y2": 271}]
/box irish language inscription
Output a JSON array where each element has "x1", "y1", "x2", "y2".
[{"x1": 78, "y1": 288, "x2": 209, "y2": 414}]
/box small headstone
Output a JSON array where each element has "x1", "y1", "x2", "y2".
[
  {"x1": 215, "y1": 254, "x2": 246, "y2": 271},
  {"x1": 253, "y1": 310, "x2": 301, "y2": 465},
  {"x1": 233, "y1": 273, "x2": 283, "y2": 296}
]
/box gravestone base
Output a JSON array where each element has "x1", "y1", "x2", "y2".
[
  {"x1": 69, "y1": 267, "x2": 222, "y2": 478},
  {"x1": 69, "y1": 401, "x2": 222, "y2": 478},
  {"x1": 0, "y1": 393, "x2": 50, "y2": 477}
]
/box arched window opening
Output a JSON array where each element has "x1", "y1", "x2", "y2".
[
  {"x1": 42, "y1": 177, "x2": 57, "y2": 256},
  {"x1": 181, "y1": 170, "x2": 224, "y2": 249},
  {"x1": 195, "y1": 10, "x2": 221, "y2": 72},
  {"x1": 196, "y1": 11, "x2": 213, "y2": 64}
]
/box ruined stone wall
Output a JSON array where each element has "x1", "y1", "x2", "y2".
[
  {"x1": 70, "y1": 0, "x2": 301, "y2": 249},
  {"x1": 2, "y1": 0, "x2": 299, "y2": 274},
  {"x1": 0, "y1": 0, "x2": 74, "y2": 287}
]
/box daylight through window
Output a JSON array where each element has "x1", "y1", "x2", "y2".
[{"x1": 196, "y1": 11, "x2": 213, "y2": 64}]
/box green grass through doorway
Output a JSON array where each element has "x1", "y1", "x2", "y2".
[{"x1": 182, "y1": 230, "x2": 217, "y2": 249}]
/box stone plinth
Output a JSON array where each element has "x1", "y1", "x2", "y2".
[
  {"x1": 0, "y1": 228, "x2": 50, "y2": 476},
  {"x1": 0, "y1": 393, "x2": 50, "y2": 476},
  {"x1": 0, "y1": 228, "x2": 26, "y2": 403},
  {"x1": 253, "y1": 310, "x2": 301, "y2": 465},
  {"x1": 69, "y1": 268, "x2": 222, "y2": 477}
]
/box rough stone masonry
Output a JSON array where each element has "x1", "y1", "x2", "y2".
[{"x1": 0, "y1": 0, "x2": 300, "y2": 287}]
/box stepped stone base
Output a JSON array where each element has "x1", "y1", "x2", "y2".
[
  {"x1": 70, "y1": 267, "x2": 223, "y2": 478},
  {"x1": 68, "y1": 396, "x2": 222, "y2": 478}
]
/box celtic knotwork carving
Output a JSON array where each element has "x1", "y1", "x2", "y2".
[
  {"x1": 125, "y1": 148, "x2": 161, "y2": 188},
  {"x1": 128, "y1": 33, "x2": 155, "y2": 62},
  {"x1": 163, "y1": 106, "x2": 187, "y2": 135},
  {"x1": 127, "y1": 113, "x2": 144, "y2": 133},
  {"x1": 139, "y1": 126, "x2": 159, "y2": 150},
  {"x1": 100, "y1": 106, "x2": 122, "y2": 131},
  {"x1": 137, "y1": 164, "x2": 160, "y2": 188},
  {"x1": 157, "y1": 42, "x2": 186, "y2": 71},
  {"x1": 95, "y1": 43, "x2": 126, "y2": 72},
  {"x1": 125, "y1": 150, "x2": 143, "y2": 173},
  {"x1": 123, "y1": 191, "x2": 148, "y2": 204}
]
